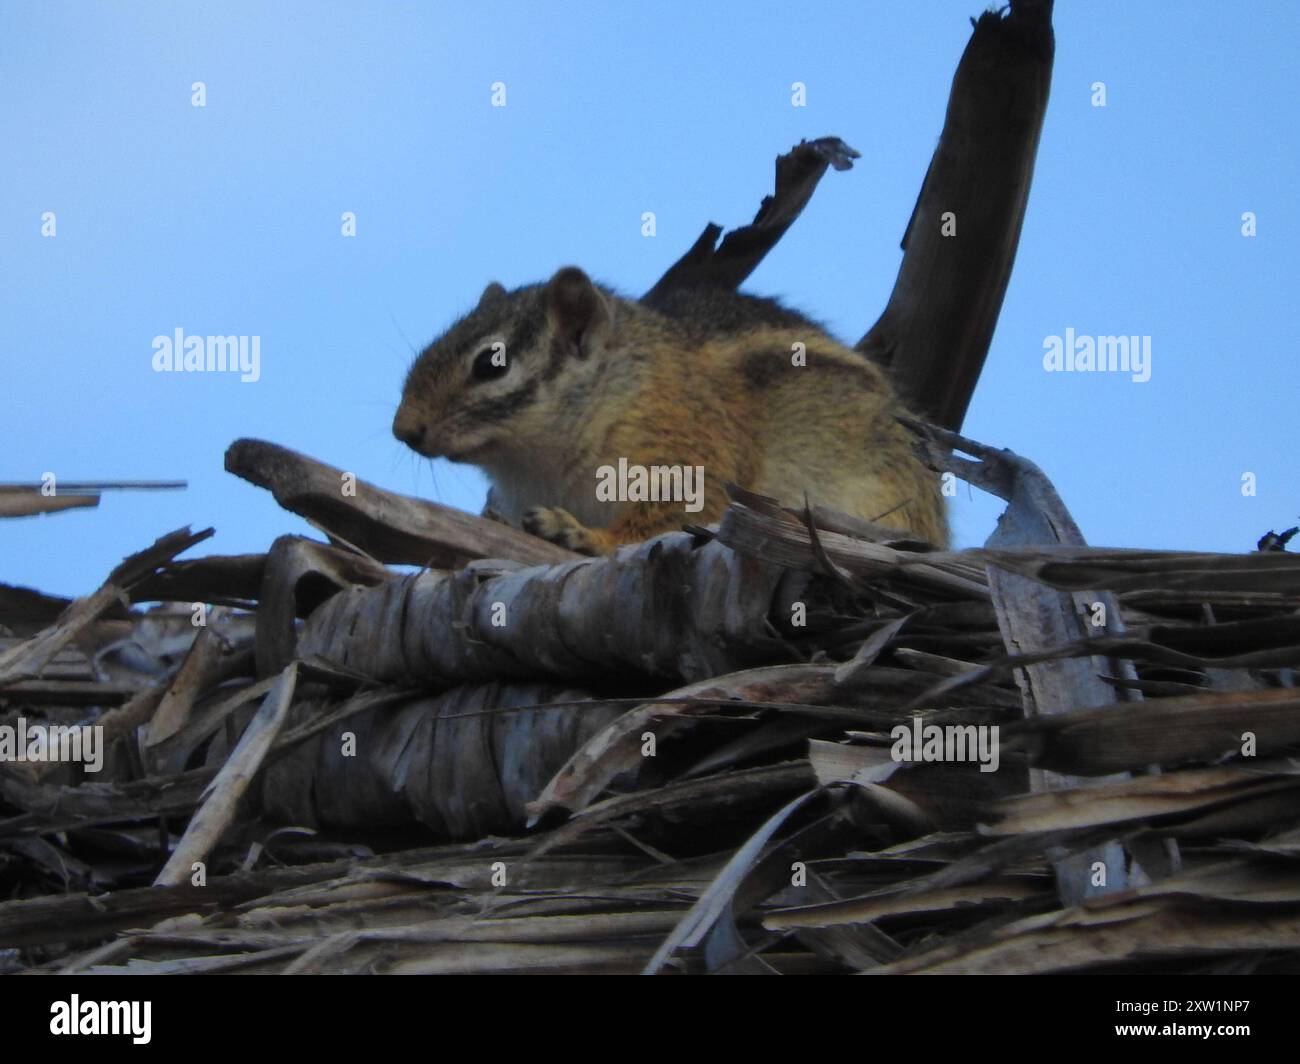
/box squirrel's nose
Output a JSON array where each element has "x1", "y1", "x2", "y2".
[{"x1": 392, "y1": 409, "x2": 426, "y2": 449}]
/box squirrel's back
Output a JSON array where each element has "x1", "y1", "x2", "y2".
[{"x1": 647, "y1": 286, "x2": 830, "y2": 340}]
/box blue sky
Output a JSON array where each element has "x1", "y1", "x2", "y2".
[{"x1": 3, "y1": 1, "x2": 1297, "y2": 596}]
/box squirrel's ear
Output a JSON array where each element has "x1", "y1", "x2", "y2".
[
  {"x1": 477, "y1": 282, "x2": 507, "y2": 310},
  {"x1": 545, "y1": 267, "x2": 610, "y2": 356}
]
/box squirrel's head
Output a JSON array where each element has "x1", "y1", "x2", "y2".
[{"x1": 393, "y1": 266, "x2": 614, "y2": 462}]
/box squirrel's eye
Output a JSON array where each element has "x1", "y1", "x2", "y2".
[{"x1": 471, "y1": 345, "x2": 509, "y2": 381}]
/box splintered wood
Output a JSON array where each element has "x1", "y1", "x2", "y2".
[{"x1": 2, "y1": 447, "x2": 1298, "y2": 973}]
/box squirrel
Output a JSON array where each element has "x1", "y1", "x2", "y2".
[{"x1": 392, "y1": 267, "x2": 948, "y2": 554}]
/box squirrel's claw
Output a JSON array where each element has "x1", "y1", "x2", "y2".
[{"x1": 522, "y1": 506, "x2": 608, "y2": 555}]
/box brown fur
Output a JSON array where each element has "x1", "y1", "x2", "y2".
[{"x1": 393, "y1": 268, "x2": 948, "y2": 554}]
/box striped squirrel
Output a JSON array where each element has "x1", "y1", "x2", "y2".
[{"x1": 392, "y1": 267, "x2": 947, "y2": 553}]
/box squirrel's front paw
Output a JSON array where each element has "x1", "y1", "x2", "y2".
[{"x1": 522, "y1": 506, "x2": 607, "y2": 554}]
